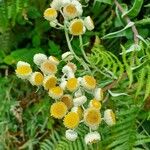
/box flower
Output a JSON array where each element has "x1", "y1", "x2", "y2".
[
  {"x1": 40, "y1": 60, "x2": 57, "y2": 75},
  {"x1": 49, "y1": 19, "x2": 58, "y2": 27},
  {"x1": 29, "y1": 72, "x2": 44, "y2": 86},
  {"x1": 33, "y1": 53, "x2": 47, "y2": 66},
  {"x1": 50, "y1": 102, "x2": 67, "y2": 119},
  {"x1": 66, "y1": 78, "x2": 79, "y2": 92},
  {"x1": 84, "y1": 108, "x2": 101, "y2": 129},
  {"x1": 89, "y1": 99, "x2": 101, "y2": 110},
  {"x1": 84, "y1": 16, "x2": 94, "y2": 31},
  {"x1": 94, "y1": 88, "x2": 103, "y2": 101},
  {"x1": 49, "y1": 86, "x2": 63, "y2": 99},
  {"x1": 84, "y1": 131, "x2": 101, "y2": 144},
  {"x1": 63, "y1": 4, "x2": 78, "y2": 19},
  {"x1": 43, "y1": 75, "x2": 57, "y2": 90},
  {"x1": 65, "y1": 129, "x2": 78, "y2": 141},
  {"x1": 61, "y1": 94, "x2": 73, "y2": 110},
  {"x1": 73, "y1": 95, "x2": 87, "y2": 106},
  {"x1": 62, "y1": 51, "x2": 74, "y2": 61},
  {"x1": 66, "y1": 62, "x2": 77, "y2": 73},
  {"x1": 71, "y1": 106, "x2": 83, "y2": 120},
  {"x1": 44, "y1": 8, "x2": 58, "y2": 21},
  {"x1": 15, "y1": 61, "x2": 32, "y2": 79},
  {"x1": 69, "y1": 19, "x2": 85, "y2": 36},
  {"x1": 49, "y1": 56, "x2": 59, "y2": 65},
  {"x1": 74, "y1": 89, "x2": 82, "y2": 97},
  {"x1": 50, "y1": 0, "x2": 70, "y2": 10},
  {"x1": 81, "y1": 75, "x2": 96, "y2": 90},
  {"x1": 63, "y1": 112, "x2": 79, "y2": 129},
  {"x1": 104, "y1": 109, "x2": 116, "y2": 126},
  {"x1": 60, "y1": 79, "x2": 67, "y2": 90}
]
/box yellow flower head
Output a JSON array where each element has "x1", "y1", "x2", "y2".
[
  {"x1": 84, "y1": 108, "x2": 101, "y2": 129},
  {"x1": 40, "y1": 60, "x2": 57, "y2": 75},
  {"x1": 43, "y1": 75, "x2": 57, "y2": 90},
  {"x1": 89, "y1": 99, "x2": 101, "y2": 110},
  {"x1": 63, "y1": 4, "x2": 78, "y2": 19},
  {"x1": 66, "y1": 78, "x2": 79, "y2": 92},
  {"x1": 49, "y1": 86, "x2": 63, "y2": 99},
  {"x1": 69, "y1": 19, "x2": 85, "y2": 36},
  {"x1": 61, "y1": 94, "x2": 73, "y2": 110},
  {"x1": 15, "y1": 61, "x2": 32, "y2": 79},
  {"x1": 82, "y1": 75, "x2": 96, "y2": 90},
  {"x1": 104, "y1": 109, "x2": 116, "y2": 126},
  {"x1": 44, "y1": 8, "x2": 57, "y2": 21},
  {"x1": 63, "y1": 112, "x2": 79, "y2": 129},
  {"x1": 30, "y1": 72, "x2": 44, "y2": 86},
  {"x1": 49, "y1": 56, "x2": 59, "y2": 65},
  {"x1": 50, "y1": 102, "x2": 67, "y2": 119}
]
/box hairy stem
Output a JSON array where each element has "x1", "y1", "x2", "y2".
[{"x1": 114, "y1": 0, "x2": 139, "y2": 45}]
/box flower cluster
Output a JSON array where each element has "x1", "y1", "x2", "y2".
[
  {"x1": 43, "y1": 0, "x2": 94, "y2": 36},
  {"x1": 15, "y1": 52, "x2": 116, "y2": 144}
]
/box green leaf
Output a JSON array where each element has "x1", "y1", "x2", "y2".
[
  {"x1": 95, "y1": 0, "x2": 113, "y2": 5},
  {"x1": 122, "y1": 0, "x2": 144, "y2": 18},
  {"x1": 102, "y1": 22, "x2": 134, "y2": 39}
]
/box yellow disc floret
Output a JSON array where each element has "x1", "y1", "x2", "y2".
[
  {"x1": 66, "y1": 78, "x2": 79, "y2": 92},
  {"x1": 84, "y1": 108, "x2": 101, "y2": 129},
  {"x1": 40, "y1": 60, "x2": 57, "y2": 75},
  {"x1": 61, "y1": 95, "x2": 73, "y2": 110},
  {"x1": 15, "y1": 61, "x2": 32, "y2": 79},
  {"x1": 30, "y1": 72, "x2": 44, "y2": 86},
  {"x1": 63, "y1": 112, "x2": 79, "y2": 129},
  {"x1": 49, "y1": 86, "x2": 63, "y2": 99},
  {"x1": 82, "y1": 75, "x2": 96, "y2": 90},
  {"x1": 63, "y1": 4, "x2": 78, "y2": 19},
  {"x1": 50, "y1": 102, "x2": 67, "y2": 119},
  {"x1": 43, "y1": 75, "x2": 57, "y2": 90},
  {"x1": 44, "y1": 8, "x2": 57, "y2": 21},
  {"x1": 90, "y1": 99, "x2": 101, "y2": 110},
  {"x1": 69, "y1": 19, "x2": 85, "y2": 36}
]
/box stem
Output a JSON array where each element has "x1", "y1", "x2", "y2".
[
  {"x1": 114, "y1": 0, "x2": 139, "y2": 45},
  {"x1": 64, "y1": 28, "x2": 91, "y2": 73}
]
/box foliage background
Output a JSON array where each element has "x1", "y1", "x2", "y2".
[{"x1": 0, "y1": 0, "x2": 150, "y2": 149}]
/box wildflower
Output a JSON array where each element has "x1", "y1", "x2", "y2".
[
  {"x1": 50, "y1": 102, "x2": 67, "y2": 119},
  {"x1": 66, "y1": 78, "x2": 79, "y2": 92},
  {"x1": 29, "y1": 72, "x2": 44, "y2": 86},
  {"x1": 49, "y1": 86, "x2": 63, "y2": 99},
  {"x1": 94, "y1": 88, "x2": 103, "y2": 101},
  {"x1": 49, "y1": 19, "x2": 58, "y2": 27},
  {"x1": 71, "y1": 106, "x2": 83, "y2": 120},
  {"x1": 84, "y1": 16, "x2": 94, "y2": 31},
  {"x1": 65, "y1": 129, "x2": 78, "y2": 141},
  {"x1": 63, "y1": 4, "x2": 78, "y2": 19},
  {"x1": 84, "y1": 108, "x2": 101, "y2": 129},
  {"x1": 63, "y1": 112, "x2": 79, "y2": 129},
  {"x1": 50, "y1": 0, "x2": 70, "y2": 10},
  {"x1": 104, "y1": 109, "x2": 116, "y2": 126},
  {"x1": 74, "y1": 89, "x2": 82, "y2": 97},
  {"x1": 81, "y1": 75, "x2": 96, "y2": 90},
  {"x1": 62, "y1": 51, "x2": 74, "y2": 61},
  {"x1": 61, "y1": 94, "x2": 73, "y2": 110},
  {"x1": 44, "y1": 8, "x2": 58, "y2": 21},
  {"x1": 33, "y1": 53, "x2": 47, "y2": 66},
  {"x1": 43, "y1": 75, "x2": 57, "y2": 90},
  {"x1": 84, "y1": 131, "x2": 101, "y2": 144},
  {"x1": 49, "y1": 56, "x2": 59, "y2": 65},
  {"x1": 73, "y1": 95, "x2": 87, "y2": 106},
  {"x1": 60, "y1": 79, "x2": 67, "y2": 90},
  {"x1": 89, "y1": 99, "x2": 101, "y2": 110},
  {"x1": 15, "y1": 61, "x2": 32, "y2": 79},
  {"x1": 40, "y1": 60, "x2": 57, "y2": 75},
  {"x1": 62, "y1": 65, "x2": 74, "y2": 74},
  {"x1": 69, "y1": 19, "x2": 85, "y2": 36},
  {"x1": 67, "y1": 62, "x2": 77, "y2": 73}
]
